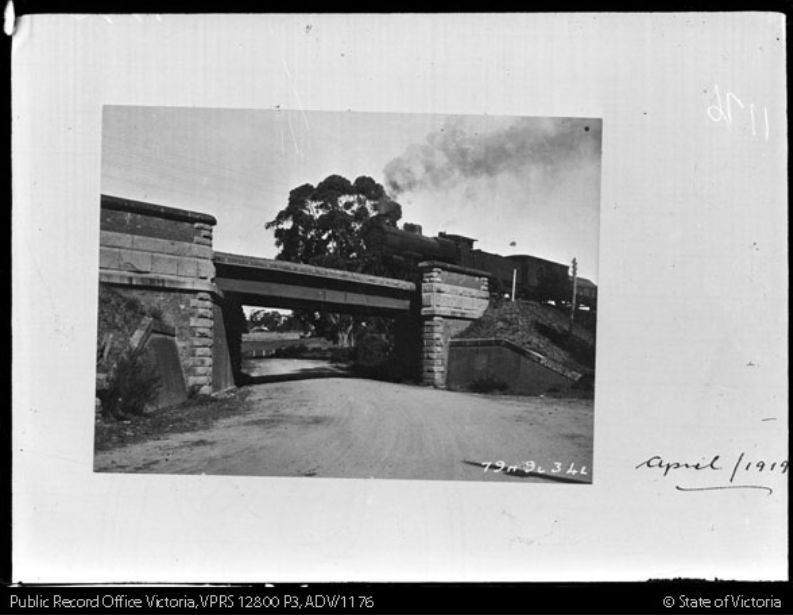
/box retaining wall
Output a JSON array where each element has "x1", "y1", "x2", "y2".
[{"x1": 447, "y1": 338, "x2": 582, "y2": 396}]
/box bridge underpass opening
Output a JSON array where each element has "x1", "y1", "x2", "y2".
[
  {"x1": 211, "y1": 252, "x2": 421, "y2": 390},
  {"x1": 237, "y1": 303, "x2": 412, "y2": 385}
]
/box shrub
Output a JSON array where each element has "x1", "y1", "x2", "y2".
[
  {"x1": 348, "y1": 354, "x2": 417, "y2": 384},
  {"x1": 100, "y1": 350, "x2": 162, "y2": 420},
  {"x1": 383, "y1": 351, "x2": 420, "y2": 383},
  {"x1": 345, "y1": 332, "x2": 421, "y2": 384},
  {"x1": 273, "y1": 344, "x2": 310, "y2": 358},
  {"x1": 354, "y1": 334, "x2": 389, "y2": 366},
  {"x1": 144, "y1": 304, "x2": 165, "y2": 321},
  {"x1": 96, "y1": 286, "x2": 146, "y2": 370},
  {"x1": 468, "y1": 374, "x2": 509, "y2": 393},
  {"x1": 123, "y1": 295, "x2": 142, "y2": 313},
  {"x1": 348, "y1": 361, "x2": 386, "y2": 381},
  {"x1": 330, "y1": 347, "x2": 355, "y2": 364}
]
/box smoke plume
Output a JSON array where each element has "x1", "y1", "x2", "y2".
[{"x1": 383, "y1": 116, "x2": 602, "y2": 197}]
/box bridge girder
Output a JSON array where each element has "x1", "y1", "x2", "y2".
[{"x1": 213, "y1": 251, "x2": 417, "y2": 316}]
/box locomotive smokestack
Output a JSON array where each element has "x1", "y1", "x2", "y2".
[{"x1": 374, "y1": 197, "x2": 402, "y2": 226}]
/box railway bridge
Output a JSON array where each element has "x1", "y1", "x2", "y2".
[{"x1": 98, "y1": 195, "x2": 490, "y2": 397}]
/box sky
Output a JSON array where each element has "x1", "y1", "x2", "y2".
[{"x1": 102, "y1": 106, "x2": 602, "y2": 282}]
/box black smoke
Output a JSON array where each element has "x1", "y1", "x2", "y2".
[{"x1": 383, "y1": 117, "x2": 602, "y2": 197}]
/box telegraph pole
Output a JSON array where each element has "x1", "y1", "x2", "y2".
[
  {"x1": 511, "y1": 268, "x2": 517, "y2": 302},
  {"x1": 569, "y1": 257, "x2": 578, "y2": 333}
]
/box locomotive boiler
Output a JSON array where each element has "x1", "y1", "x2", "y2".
[{"x1": 364, "y1": 220, "x2": 596, "y2": 308}]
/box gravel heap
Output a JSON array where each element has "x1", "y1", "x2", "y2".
[{"x1": 454, "y1": 300, "x2": 593, "y2": 373}]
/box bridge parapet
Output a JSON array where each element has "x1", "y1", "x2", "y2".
[
  {"x1": 99, "y1": 195, "x2": 217, "y2": 290},
  {"x1": 419, "y1": 261, "x2": 490, "y2": 388}
]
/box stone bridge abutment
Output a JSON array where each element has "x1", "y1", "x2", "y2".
[{"x1": 99, "y1": 195, "x2": 221, "y2": 397}]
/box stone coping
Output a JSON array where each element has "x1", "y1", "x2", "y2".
[
  {"x1": 214, "y1": 251, "x2": 417, "y2": 291},
  {"x1": 101, "y1": 194, "x2": 217, "y2": 226},
  {"x1": 449, "y1": 337, "x2": 583, "y2": 381},
  {"x1": 421, "y1": 282, "x2": 490, "y2": 298},
  {"x1": 418, "y1": 260, "x2": 491, "y2": 278},
  {"x1": 99, "y1": 270, "x2": 222, "y2": 296},
  {"x1": 421, "y1": 307, "x2": 487, "y2": 319}
]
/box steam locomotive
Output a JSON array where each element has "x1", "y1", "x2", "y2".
[{"x1": 364, "y1": 220, "x2": 597, "y2": 309}]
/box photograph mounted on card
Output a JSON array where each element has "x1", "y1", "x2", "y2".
[{"x1": 11, "y1": 13, "x2": 787, "y2": 583}]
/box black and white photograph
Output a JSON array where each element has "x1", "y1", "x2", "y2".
[
  {"x1": 93, "y1": 107, "x2": 601, "y2": 482},
  {"x1": 11, "y1": 13, "x2": 787, "y2": 586}
]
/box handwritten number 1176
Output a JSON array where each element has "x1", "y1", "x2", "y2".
[{"x1": 707, "y1": 85, "x2": 769, "y2": 140}]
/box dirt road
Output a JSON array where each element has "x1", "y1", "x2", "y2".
[{"x1": 94, "y1": 378, "x2": 593, "y2": 484}]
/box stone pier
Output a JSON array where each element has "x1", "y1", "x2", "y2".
[{"x1": 420, "y1": 261, "x2": 490, "y2": 388}]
